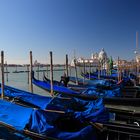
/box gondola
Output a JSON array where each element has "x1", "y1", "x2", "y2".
[
  {"x1": 104, "y1": 97, "x2": 140, "y2": 106},
  {"x1": 33, "y1": 74, "x2": 140, "y2": 105},
  {"x1": 33, "y1": 73, "x2": 140, "y2": 101},
  {"x1": 0, "y1": 84, "x2": 111, "y2": 139},
  {"x1": 69, "y1": 76, "x2": 125, "y2": 90},
  {"x1": 44, "y1": 72, "x2": 138, "y2": 92},
  {"x1": 0, "y1": 99, "x2": 100, "y2": 140},
  {"x1": 81, "y1": 71, "x2": 137, "y2": 81},
  {"x1": 69, "y1": 76, "x2": 117, "y2": 86},
  {"x1": 0, "y1": 83, "x2": 52, "y2": 110},
  {"x1": 0, "y1": 84, "x2": 139, "y2": 139},
  {"x1": 69, "y1": 75, "x2": 140, "y2": 98},
  {"x1": 44, "y1": 75, "x2": 119, "y2": 91},
  {"x1": 97, "y1": 122, "x2": 140, "y2": 140},
  {"x1": 81, "y1": 72, "x2": 119, "y2": 80},
  {"x1": 2, "y1": 82, "x2": 139, "y2": 122},
  {"x1": 0, "y1": 83, "x2": 110, "y2": 124},
  {"x1": 32, "y1": 74, "x2": 99, "y2": 100},
  {"x1": 1, "y1": 88, "x2": 139, "y2": 140},
  {"x1": 0, "y1": 123, "x2": 32, "y2": 140},
  {"x1": 32, "y1": 72, "x2": 123, "y2": 101}
]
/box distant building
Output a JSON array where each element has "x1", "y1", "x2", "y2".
[
  {"x1": 136, "y1": 55, "x2": 140, "y2": 63},
  {"x1": 70, "y1": 48, "x2": 109, "y2": 67}
]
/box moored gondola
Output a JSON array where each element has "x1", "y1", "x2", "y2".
[{"x1": 0, "y1": 99, "x2": 101, "y2": 140}]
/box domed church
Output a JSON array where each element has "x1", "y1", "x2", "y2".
[{"x1": 71, "y1": 48, "x2": 109, "y2": 67}]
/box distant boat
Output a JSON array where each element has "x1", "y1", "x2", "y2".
[
  {"x1": 4, "y1": 71, "x2": 10, "y2": 73},
  {"x1": 81, "y1": 71, "x2": 119, "y2": 80},
  {"x1": 13, "y1": 70, "x2": 25, "y2": 73}
]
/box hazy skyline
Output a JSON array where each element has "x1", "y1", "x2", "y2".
[{"x1": 0, "y1": 0, "x2": 140, "y2": 64}]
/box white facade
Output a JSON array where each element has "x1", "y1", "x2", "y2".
[
  {"x1": 71, "y1": 48, "x2": 109, "y2": 67},
  {"x1": 136, "y1": 55, "x2": 140, "y2": 63}
]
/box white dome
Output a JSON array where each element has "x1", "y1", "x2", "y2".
[
  {"x1": 136, "y1": 55, "x2": 140, "y2": 63},
  {"x1": 98, "y1": 48, "x2": 107, "y2": 61}
]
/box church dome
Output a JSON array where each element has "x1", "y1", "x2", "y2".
[
  {"x1": 136, "y1": 55, "x2": 140, "y2": 63},
  {"x1": 98, "y1": 48, "x2": 107, "y2": 61}
]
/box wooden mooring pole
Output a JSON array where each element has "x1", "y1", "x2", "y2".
[
  {"x1": 5, "y1": 61, "x2": 8, "y2": 82},
  {"x1": 66, "y1": 54, "x2": 69, "y2": 77},
  {"x1": 74, "y1": 58, "x2": 78, "y2": 85},
  {"x1": 37, "y1": 63, "x2": 39, "y2": 80},
  {"x1": 98, "y1": 62, "x2": 101, "y2": 79},
  {"x1": 1, "y1": 51, "x2": 4, "y2": 99},
  {"x1": 27, "y1": 65, "x2": 29, "y2": 84},
  {"x1": 89, "y1": 62, "x2": 91, "y2": 80},
  {"x1": 82, "y1": 60, "x2": 85, "y2": 83},
  {"x1": 117, "y1": 57, "x2": 120, "y2": 82},
  {"x1": 50, "y1": 51, "x2": 54, "y2": 96},
  {"x1": 46, "y1": 64, "x2": 49, "y2": 78},
  {"x1": 29, "y1": 51, "x2": 33, "y2": 93}
]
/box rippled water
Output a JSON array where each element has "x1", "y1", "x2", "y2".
[{"x1": 0, "y1": 66, "x2": 57, "y2": 96}]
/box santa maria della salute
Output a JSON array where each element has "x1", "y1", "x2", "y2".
[{"x1": 71, "y1": 48, "x2": 109, "y2": 67}]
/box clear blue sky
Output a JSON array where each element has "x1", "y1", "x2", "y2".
[{"x1": 0, "y1": 0, "x2": 140, "y2": 64}]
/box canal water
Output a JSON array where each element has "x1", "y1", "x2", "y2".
[{"x1": 1, "y1": 65, "x2": 85, "y2": 96}]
